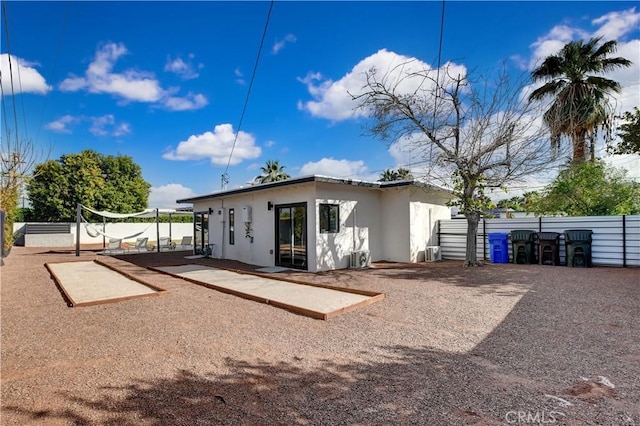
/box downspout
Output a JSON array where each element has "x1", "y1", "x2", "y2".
[
  {"x1": 352, "y1": 206, "x2": 357, "y2": 252},
  {"x1": 221, "y1": 200, "x2": 225, "y2": 259}
]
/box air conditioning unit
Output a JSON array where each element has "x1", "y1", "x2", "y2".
[
  {"x1": 425, "y1": 246, "x2": 442, "y2": 262},
  {"x1": 350, "y1": 250, "x2": 371, "y2": 268}
]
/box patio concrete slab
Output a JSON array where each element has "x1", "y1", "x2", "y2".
[
  {"x1": 152, "y1": 264, "x2": 384, "y2": 319},
  {"x1": 46, "y1": 261, "x2": 165, "y2": 307}
]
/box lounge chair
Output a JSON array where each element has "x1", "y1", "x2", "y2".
[
  {"x1": 103, "y1": 238, "x2": 125, "y2": 255},
  {"x1": 158, "y1": 237, "x2": 175, "y2": 251},
  {"x1": 174, "y1": 236, "x2": 193, "y2": 251},
  {"x1": 128, "y1": 237, "x2": 149, "y2": 253}
]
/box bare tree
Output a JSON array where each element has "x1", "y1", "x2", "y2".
[
  {"x1": 352, "y1": 63, "x2": 565, "y2": 266},
  {"x1": 1, "y1": 128, "x2": 46, "y2": 252}
]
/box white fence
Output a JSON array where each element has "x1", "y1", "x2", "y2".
[
  {"x1": 14, "y1": 221, "x2": 194, "y2": 246},
  {"x1": 438, "y1": 215, "x2": 640, "y2": 267}
]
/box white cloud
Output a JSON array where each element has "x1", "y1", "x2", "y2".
[
  {"x1": 0, "y1": 54, "x2": 51, "y2": 95},
  {"x1": 148, "y1": 183, "x2": 197, "y2": 208},
  {"x1": 389, "y1": 134, "x2": 422, "y2": 166},
  {"x1": 264, "y1": 140, "x2": 275, "y2": 148},
  {"x1": 526, "y1": 8, "x2": 640, "y2": 114},
  {"x1": 299, "y1": 157, "x2": 371, "y2": 180},
  {"x1": 234, "y1": 68, "x2": 245, "y2": 85},
  {"x1": 89, "y1": 114, "x2": 131, "y2": 137},
  {"x1": 164, "y1": 54, "x2": 202, "y2": 80},
  {"x1": 163, "y1": 123, "x2": 262, "y2": 166},
  {"x1": 592, "y1": 8, "x2": 640, "y2": 40},
  {"x1": 45, "y1": 114, "x2": 130, "y2": 136},
  {"x1": 162, "y1": 92, "x2": 208, "y2": 111},
  {"x1": 59, "y1": 42, "x2": 207, "y2": 110},
  {"x1": 298, "y1": 49, "x2": 466, "y2": 121},
  {"x1": 272, "y1": 34, "x2": 297, "y2": 54},
  {"x1": 45, "y1": 115, "x2": 78, "y2": 133},
  {"x1": 605, "y1": 154, "x2": 640, "y2": 181}
]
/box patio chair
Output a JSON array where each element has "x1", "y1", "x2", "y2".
[
  {"x1": 103, "y1": 238, "x2": 125, "y2": 255},
  {"x1": 128, "y1": 237, "x2": 150, "y2": 253},
  {"x1": 174, "y1": 236, "x2": 193, "y2": 251},
  {"x1": 158, "y1": 237, "x2": 175, "y2": 251}
]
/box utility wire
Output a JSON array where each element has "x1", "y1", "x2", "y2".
[
  {"x1": 2, "y1": 0, "x2": 20, "y2": 147},
  {"x1": 35, "y1": 0, "x2": 70, "y2": 144},
  {"x1": 222, "y1": 0, "x2": 274, "y2": 189},
  {"x1": 427, "y1": 0, "x2": 446, "y2": 176}
]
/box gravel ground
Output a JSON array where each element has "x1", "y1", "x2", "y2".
[{"x1": 1, "y1": 246, "x2": 639, "y2": 425}]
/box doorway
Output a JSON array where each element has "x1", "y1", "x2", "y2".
[
  {"x1": 275, "y1": 203, "x2": 307, "y2": 269},
  {"x1": 194, "y1": 211, "x2": 209, "y2": 255}
]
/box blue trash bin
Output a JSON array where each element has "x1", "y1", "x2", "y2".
[{"x1": 488, "y1": 232, "x2": 509, "y2": 263}]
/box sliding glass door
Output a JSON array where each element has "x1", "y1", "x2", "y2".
[
  {"x1": 275, "y1": 203, "x2": 307, "y2": 269},
  {"x1": 194, "y1": 212, "x2": 209, "y2": 255}
]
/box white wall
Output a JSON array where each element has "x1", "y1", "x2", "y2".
[
  {"x1": 315, "y1": 183, "x2": 382, "y2": 271},
  {"x1": 13, "y1": 222, "x2": 194, "y2": 246},
  {"x1": 380, "y1": 188, "x2": 410, "y2": 262},
  {"x1": 188, "y1": 181, "x2": 451, "y2": 271},
  {"x1": 193, "y1": 182, "x2": 317, "y2": 270},
  {"x1": 408, "y1": 187, "x2": 453, "y2": 261}
]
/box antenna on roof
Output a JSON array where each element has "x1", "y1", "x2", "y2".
[{"x1": 221, "y1": 173, "x2": 229, "y2": 191}]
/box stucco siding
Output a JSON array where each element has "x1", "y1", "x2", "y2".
[
  {"x1": 193, "y1": 183, "x2": 316, "y2": 269},
  {"x1": 380, "y1": 188, "x2": 410, "y2": 262},
  {"x1": 315, "y1": 183, "x2": 382, "y2": 271},
  {"x1": 408, "y1": 187, "x2": 453, "y2": 261},
  {"x1": 185, "y1": 177, "x2": 451, "y2": 271}
]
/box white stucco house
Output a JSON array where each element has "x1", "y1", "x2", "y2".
[{"x1": 177, "y1": 175, "x2": 452, "y2": 272}]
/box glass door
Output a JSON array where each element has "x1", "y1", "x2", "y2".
[
  {"x1": 194, "y1": 212, "x2": 209, "y2": 254},
  {"x1": 275, "y1": 203, "x2": 307, "y2": 269}
]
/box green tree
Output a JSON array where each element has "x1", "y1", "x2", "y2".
[
  {"x1": 378, "y1": 167, "x2": 414, "y2": 182},
  {"x1": 255, "y1": 160, "x2": 290, "y2": 184},
  {"x1": 528, "y1": 37, "x2": 632, "y2": 164},
  {"x1": 27, "y1": 150, "x2": 150, "y2": 221},
  {"x1": 608, "y1": 107, "x2": 640, "y2": 155},
  {"x1": 531, "y1": 161, "x2": 640, "y2": 216},
  {"x1": 378, "y1": 169, "x2": 397, "y2": 182},
  {"x1": 353, "y1": 66, "x2": 557, "y2": 266}
]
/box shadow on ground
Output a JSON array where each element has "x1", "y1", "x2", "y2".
[{"x1": 6, "y1": 330, "x2": 638, "y2": 425}]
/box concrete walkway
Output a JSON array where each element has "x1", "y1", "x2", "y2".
[
  {"x1": 153, "y1": 264, "x2": 383, "y2": 319},
  {"x1": 46, "y1": 261, "x2": 163, "y2": 306}
]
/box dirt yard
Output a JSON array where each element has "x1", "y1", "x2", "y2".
[{"x1": 1, "y1": 247, "x2": 639, "y2": 425}]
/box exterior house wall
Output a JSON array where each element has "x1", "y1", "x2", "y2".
[
  {"x1": 408, "y1": 187, "x2": 453, "y2": 261},
  {"x1": 193, "y1": 183, "x2": 316, "y2": 270},
  {"x1": 380, "y1": 189, "x2": 410, "y2": 262},
  {"x1": 315, "y1": 183, "x2": 382, "y2": 271},
  {"x1": 186, "y1": 177, "x2": 452, "y2": 272}
]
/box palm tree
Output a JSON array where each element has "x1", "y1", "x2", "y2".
[
  {"x1": 378, "y1": 169, "x2": 398, "y2": 182},
  {"x1": 255, "y1": 160, "x2": 290, "y2": 184},
  {"x1": 528, "y1": 37, "x2": 632, "y2": 163},
  {"x1": 378, "y1": 167, "x2": 413, "y2": 182},
  {"x1": 396, "y1": 167, "x2": 413, "y2": 180}
]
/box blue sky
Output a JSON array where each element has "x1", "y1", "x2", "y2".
[{"x1": 2, "y1": 1, "x2": 639, "y2": 207}]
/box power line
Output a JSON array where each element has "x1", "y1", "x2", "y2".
[
  {"x1": 427, "y1": 0, "x2": 446, "y2": 177},
  {"x1": 35, "y1": 0, "x2": 71, "y2": 145},
  {"x1": 222, "y1": 0, "x2": 274, "y2": 190},
  {"x1": 2, "y1": 0, "x2": 20, "y2": 146}
]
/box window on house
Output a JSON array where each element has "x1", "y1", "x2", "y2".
[
  {"x1": 229, "y1": 208, "x2": 235, "y2": 245},
  {"x1": 319, "y1": 204, "x2": 339, "y2": 233}
]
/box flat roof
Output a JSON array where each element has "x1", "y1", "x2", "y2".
[{"x1": 177, "y1": 174, "x2": 452, "y2": 204}]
